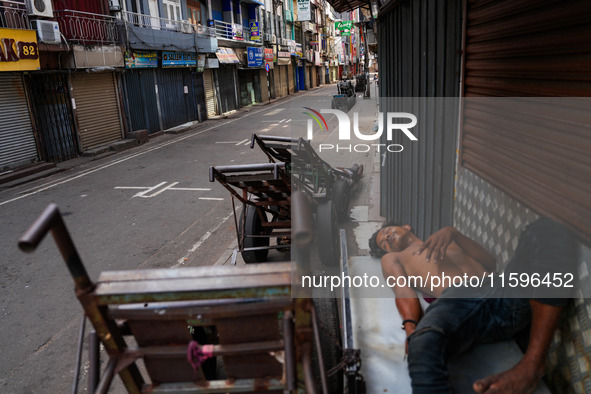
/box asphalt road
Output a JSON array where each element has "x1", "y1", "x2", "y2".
[{"x1": 0, "y1": 84, "x2": 350, "y2": 393}]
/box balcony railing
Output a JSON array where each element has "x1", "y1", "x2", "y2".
[
  {"x1": 55, "y1": 10, "x2": 118, "y2": 45},
  {"x1": 0, "y1": 2, "x2": 29, "y2": 30},
  {"x1": 121, "y1": 10, "x2": 214, "y2": 36},
  {"x1": 213, "y1": 20, "x2": 260, "y2": 44}
]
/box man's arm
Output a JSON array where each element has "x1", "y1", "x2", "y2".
[
  {"x1": 415, "y1": 226, "x2": 496, "y2": 272},
  {"x1": 381, "y1": 253, "x2": 423, "y2": 338}
]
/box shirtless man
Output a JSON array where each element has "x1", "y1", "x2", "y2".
[{"x1": 369, "y1": 220, "x2": 576, "y2": 394}]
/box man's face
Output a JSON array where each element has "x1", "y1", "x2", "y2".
[{"x1": 376, "y1": 225, "x2": 412, "y2": 253}]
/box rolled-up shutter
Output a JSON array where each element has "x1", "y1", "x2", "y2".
[
  {"x1": 0, "y1": 73, "x2": 38, "y2": 170},
  {"x1": 204, "y1": 69, "x2": 216, "y2": 117},
  {"x1": 280, "y1": 65, "x2": 288, "y2": 96},
  {"x1": 71, "y1": 72, "x2": 123, "y2": 150},
  {"x1": 461, "y1": 0, "x2": 591, "y2": 242}
]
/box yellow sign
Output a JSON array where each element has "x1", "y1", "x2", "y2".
[{"x1": 0, "y1": 28, "x2": 40, "y2": 72}]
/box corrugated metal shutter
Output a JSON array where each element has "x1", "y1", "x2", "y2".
[
  {"x1": 273, "y1": 68, "x2": 281, "y2": 97},
  {"x1": 288, "y1": 63, "x2": 294, "y2": 93},
  {"x1": 71, "y1": 72, "x2": 123, "y2": 150},
  {"x1": 123, "y1": 69, "x2": 161, "y2": 134},
  {"x1": 311, "y1": 66, "x2": 317, "y2": 88},
  {"x1": 204, "y1": 69, "x2": 217, "y2": 117},
  {"x1": 0, "y1": 73, "x2": 38, "y2": 170},
  {"x1": 377, "y1": 0, "x2": 463, "y2": 239},
  {"x1": 217, "y1": 66, "x2": 238, "y2": 113},
  {"x1": 281, "y1": 66, "x2": 289, "y2": 96},
  {"x1": 461, "y1": 0, "x2": 591, "y2": 242}
]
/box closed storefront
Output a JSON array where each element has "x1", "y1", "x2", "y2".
[
  {"x1": 0, "y1": 28, "x2": 41, "y2": 171},
  {"x1": 279, "y1": 65, "x2": 288, "y2": 97},
  {"x1": 238, "y1": 69, "x2": 262, "y2": 107},
  {"x1": 461, "y1": 0, "x2": 591, "y2": 243},
  {"x1": 0, "y1": 73, "x2": 38, "y2": 171},
  {"x1": 204, "y1": 68, "x2": 217, "y2": 118},
  {"x1": 123, "y1": 68, "x2": 161, "y2": 134},
  {"x1": 215, "y1": 48, "x2": 240, "y2": 114},
  {"x1": 217, "y1": 65, "x2": 238, "y2": 113},
  {"x1": 298, "y1": 65, "x2": 305, "y2": 91},
  {"x1": 156, "y1": 68, "x2": 203, "y2": 130},
  {"x1": 25, "y1": 73, "x2": 78, "y2": 163},
  {"x1": 71, "y1": 72, "x2": 123, "y2": 151},
  {"x1": 288, "y1": 62, "x2": 295, "y2": 93}
]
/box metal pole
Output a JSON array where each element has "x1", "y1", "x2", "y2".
[
  {"x1": 71, "y1": 315, "x2": 86, "y2": 394},
  {"x1": 88, "y1": 330, "x2": 100, "y2": 393}
]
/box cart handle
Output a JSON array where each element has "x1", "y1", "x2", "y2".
[
  {"x1": 250, "y1": 134, "x2": 300, "y2": 149},
  {"x1": 19, "y1": 203, "x2": 93, "y2": 292},
  {"x1": 209, "y1": 162, "x2": 286, "y2": 182}
]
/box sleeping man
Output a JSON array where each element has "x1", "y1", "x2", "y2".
[{"x1": 369, "y1": 218, "x2": 576, "y2": 393}]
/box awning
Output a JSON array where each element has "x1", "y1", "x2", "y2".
[
  {"x1": 216, "y1": 47, "x2": 240, "y2": 64},
  {"x1": 277, "y1": 57, "x2": 291, "y2": 66},
  {"x1": 325, "y1": 0, "x2": 370, "y2": 13},
  {"x1": 240, "y1": 0, "x2": 264, "y2": 5}
]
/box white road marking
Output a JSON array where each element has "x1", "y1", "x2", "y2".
[
  {"x1": 132, "y1": 182, "x2": 167, "y2": 198},
  {"x1": 216, "y1": 141, "x2": 243, "y2": 144},
  {"x1": 115, "y1": 182, "x2": 211, "y2": 198},
  {"x1": 0, "y1": 86, "x2": 327, "y2": 207},
  {"x1": 148, "y1": 182, "x2": 179, "y2": 198},
  {"x1": 235, "y1": 139, "x2": 249, "y2": 146},
  {"x1": 171, "y1": 210, "x2": 234, "y2": 268},
  {"x1": 199, "y1": 197, "x2": 224, "y2": 201},
  {"x1": 170, "y1": 187, "x2": 211, "y2": 191}
]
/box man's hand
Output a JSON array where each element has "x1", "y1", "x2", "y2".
[{"x1": 414, "y1": 226, "x2": 457, "y2": 262}]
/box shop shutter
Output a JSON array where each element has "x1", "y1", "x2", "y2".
[
  {"x1": 204, "y1": 69, "x2": 217, "y2": 117},
  {"x1": 281, "y1": 65, "x2": 288, "y2": 96},
  {"x1": 0, "y1": 73, "x2": 38, "y2": 170},
  {"x1": 288, "y1": 63, "x2": 294, "y2": 93},
  {"x1": 71, "y1": 72, "x2": 123, "y2": 150},
  {"x1": 217, "y1": 66, "x2": 238, "y2": 113},
  {"x1": 461, "y1": 0, "x2": 591, "y2": 242}
]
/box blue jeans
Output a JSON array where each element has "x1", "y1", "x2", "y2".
[{"x1": 407, "y1": 218, "x2": 576, "y2": 393}]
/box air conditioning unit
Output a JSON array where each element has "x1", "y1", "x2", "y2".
[
  {"x1": 108, "y1": 0, "x2": 121, "y2": 11},
  {"x1": 263, "y1": 33, "x2": 270, "y2": 42},
  {"x1": 31, "y1": 20, "x2": 61, "y2": 44},
  {"x1": 281, "y1": 38, "x2": 287, "y2": 46},
  {"x1": 271, "y1": 34, "x2": 276, "y2": 44},
  {"x1": 26, "y1": 0, "x2": 54, "y2": 18}
]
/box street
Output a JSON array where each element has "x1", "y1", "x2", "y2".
[{"x1": 0, "y1": 84, "x2": 353, "y2": 393}]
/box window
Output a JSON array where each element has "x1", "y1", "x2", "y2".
[
  {"x1": 163, "y1": 0, "x2": 181, "y2": 21},
  {"x1": 188, "y1": 5, "x2": 201, "y2": 25}
]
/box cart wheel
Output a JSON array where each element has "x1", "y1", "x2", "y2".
[
  {"x1": 238, "y1": 205, "x2": 269, "y2": 263},
  {"x1": 332, "y1": 180, "x2": 351, "y2": 222},
  {"x1": 316, "y1": 201, "x2": 340, "y2": 267},
  {"x1": 312, "y1": 297, "x2": 344, "y2": 394}
]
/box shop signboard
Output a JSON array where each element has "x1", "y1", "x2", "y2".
[
  {"x1": 0, "y1": 28, "x2": 40, "y2": 71},
  {"x1": 162, "y1": 51, "x2": 197, "y2": 67},
  {"x1": 297, "y1": 0, "x2": 310, "y2": 21},
  {"x1": 249, "y1": 21, "x2": 260, "y2": 41},
  {"x1": 247, "y1": 47, "x2": 264, "y2": 67},
  {"x1": 197, "y1": 54, "x2": 206, "y2": 72},
  {"x1": 125, "y1": 51, "x2": 157, "y2": 68}
]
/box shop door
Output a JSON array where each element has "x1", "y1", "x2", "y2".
[
  {"x1": 217, "y1": 66, "x2": 237, "y2": 113},
  {"x1": 0, "y1": 73, "x2": 38, "y2": 170},
  {"x1": 71, "y1": 72, "x2": 123, "y2": 151},
  {"x1": 298, "y1": 66, "x2": 305, "y2": 91},
  {"x1": 25, "y1": 73, "x2": 78, "y2": 162},
  {"x1": 204, "y1": 69, "x2": 217, "y2": 118},
  {"x1": 192, "y1": 71, "x2": 206, "y2": 121},
  {"x1": 123, "y1": 69, "x2": 161, "y2": 134}
]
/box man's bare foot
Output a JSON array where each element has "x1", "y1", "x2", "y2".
[{"x1": 473, "y1": 363, "x2": 544, "y2": 394}]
